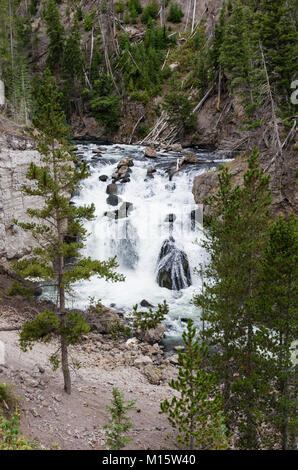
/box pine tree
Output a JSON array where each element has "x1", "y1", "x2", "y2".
[
  {"x1": 258, "y1": 214, "x2": 298, "y2": 449},
  {"x1": 167, "y1": 3, "x2": 184, "y2": 23},
  {"x1": 14, "y1": 70, "x2": 124, "y2": 394},
  {"x1": 194, "y1": 148, "x2": 273, "y2": 449},
  {"x1": 257, "y1": 0, "x2": 297, "y2": 107},
  {"x1": 62, "y1": 17, "x2": 83, "y2": 115},
  {"x1": 44, "y1": 0, "x2": 65, "y2": 72},
  {"x1": 104, "y1": 387, "x2": 135, "y2": 450},
  {"x1": 160, "y1": 320, "x2": 228, "y2": 450}
]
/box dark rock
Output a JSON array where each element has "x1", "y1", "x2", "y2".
[
  {"x1": 140, "y1": 299, "x2": 154, "y2": 308},
  {"x1": 156, "y1": 237, "x2": 191, "y2": 290},
  {"x1": 120, "y1": 177, "x2": 131, "y2": 183},
  {"x1": 106, "y1": 183, "x2": 119, "y2": 195},
  {"x1": 165, "y1": 214, "x2": 176, "y2": 223},
  {"x1": 106, "y1": 194, "x2": 121, "y2": 206},
  {"x1": 147, "y1": 167, "x2": 156, "y2": 175},
  {"x1": 99, "y1": 175, "x2": 108, "y2": 182}
]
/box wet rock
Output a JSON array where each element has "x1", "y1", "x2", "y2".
[
  {"x1": 140, "y1": 299, "x2": 154, "y2": 308},
  {"x1": 120, "y1": 177, "x2": 131, "y2": 183},
  {"x1": 106, "y1": 194, "x2": 121, "y2": 206},
  {"x1": 165, "y1": 214, "x2": 176, "y2": 223},
  {"x1": 156, "y1": 237, "x2": 191, "y2": 290},
  {"x1": 106, "y1": 183, "x2": 119, "y2": 195},
  {"x1": 117, "y1": 165, "x2": 129, "y2": 177},
  {"x1": 147, "y1": 167, "x2": 156, "y2": 175},
  {"x1": 144, "y1": 147, "x2": 157, "y2": 158},
  {"x1": 99, "y1": 175, "x2": 108, "y2": 182},
  {"x1": 117, "y1": 157, "x2": 134, "y2": 168}
]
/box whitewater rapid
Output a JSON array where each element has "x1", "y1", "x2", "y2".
[{"x1": 69, "y1": 143, "x2": 232, "y2": 343}]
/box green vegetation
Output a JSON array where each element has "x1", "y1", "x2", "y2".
[
  {"x1": 14, "y1": 69, "x2": 124, "y2": 394},
  {"x1": 167, "y1": 3, "x2": 184, "y2": 23},
  {"x1": 0, "y1": 411, "x2": 37, "y2": 449},
  {"x1": 141, "y1": 1, "x2": 159, "y2": 24},
  {"x1": 83, "y1": 74, "x2": 121, "y2": 129},
  {"x1": 104, "y1": 387, "x2": 135, "y2": 450},
  {"x1": 0, "y1": 383, "x2": 18, "y2": 414},
  {"x1": 161, "y1": 320, "x2": 229, "y2": 450},
  {"x1": 163, "y1": 90, "x2": 197, "y2": 133},
  {"x1": 193, "y1": 149, "x2": 297, "y2": 449},
  {"x1": 132, "y1": 300, "x2": 168, "y2": 331},
  {"x1": 7, "y1": 281, "x2": 34, "y2": 301}
]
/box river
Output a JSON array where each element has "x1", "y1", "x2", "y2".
[{"x1": 69, "y1": 142, "x2": 232, "y2": 346}]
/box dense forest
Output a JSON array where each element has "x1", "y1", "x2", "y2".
[{"x1": 0, "y1": 0, "x2": 297, "y2": 454}]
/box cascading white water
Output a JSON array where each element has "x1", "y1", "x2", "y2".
[{"x1": 70, "y1": 143, "x2": 232, "y2": 343}]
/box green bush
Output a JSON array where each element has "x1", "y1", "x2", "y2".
[
  {"x1": 167, "y1": 3, "x2": 184, "y2": 23},
  {"x1": 0, "y1": 411, "x2": 37, "y2": 449},
  {"x1": 0, "y1": 383, "x2": 18, "y2": 414},
  {"x1": 132, "y1": 300, "x2": 168, "y2": 331},
  {"x1": 141, "y1": 1, "x2": 159, "y2": 24},
  {"x1": 84, "y1": 12, "x2": 93, "y2": 31},
  {"x1": 7, "y1": 281, "x2": 34, "y2": 301}
]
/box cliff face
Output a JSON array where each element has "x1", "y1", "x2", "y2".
[{"x1": 0, "y1": 117, "x2": 42, "y2": 263}]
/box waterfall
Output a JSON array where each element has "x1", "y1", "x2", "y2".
[{"x1": 71, "y1": 143, "x2": 233, "y2": 340}]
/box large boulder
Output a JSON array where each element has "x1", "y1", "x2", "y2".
[
  {"x1": 84, "y1": 303, "x2": 122, "y2": 334},
  {"x1": 156, "y1": 237, "x2": 191, "y2": 290},
  {"x1": 138, "y1": 323, "x2": 166, "y2": 344}
]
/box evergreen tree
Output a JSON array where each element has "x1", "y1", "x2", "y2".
[
  {"x1": 83, "y1": 73, "x2": 121, "y2": 129},
  {"x1": 104, "y1": 387, "x2": 135, "y2": 450},
  {"x1": 14, "y1": 70, "x2": 124, "y2": 394},
  {"x1": 44, "y1": 0, "x2": 65, "y2": 72},
  {"x1": 257, "y1": 0, "x2": 298, "y2": 106},
  {"x1": 62, "y1": 17, "x2": 83, "y2": 115},
  {"x1": 163, "y1": 90, "x2": 197, "y2": 134},
  {"x1": 258, "y1": 214, "x2": 298, "y2": 449},
  {"x1": 167, "y1": 3, "x2": 184, "y2": 23},
  {"x1": 160, "y1": 320, "x2": 228, "y2": 450},
  {"x1": 194, "y1": 149, "x2": 273, "y2": 449}
]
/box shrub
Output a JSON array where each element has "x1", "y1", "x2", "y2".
[
  {"x1": 0, "y1": 411, "x2": 37, "y2": 449},
  {"x1": 141, "y1": 1, "x2": 159, "y2": 24},
  {"x1": 7, "y1": 281, "x2": 34, "y2": 301},
  {"x1": 132, "y1": 300, "x2": 168, "y2": 331},
  {"x1": 167, "y1": 3, "x2": 184, "y2": 23},
  {"x1": 0, "y1": 383, "x2": 18, "y2": 414}
]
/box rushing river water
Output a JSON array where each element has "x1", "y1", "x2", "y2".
[{"x1": 69, "y1": 143, "x2": 232, "y2": 345}]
